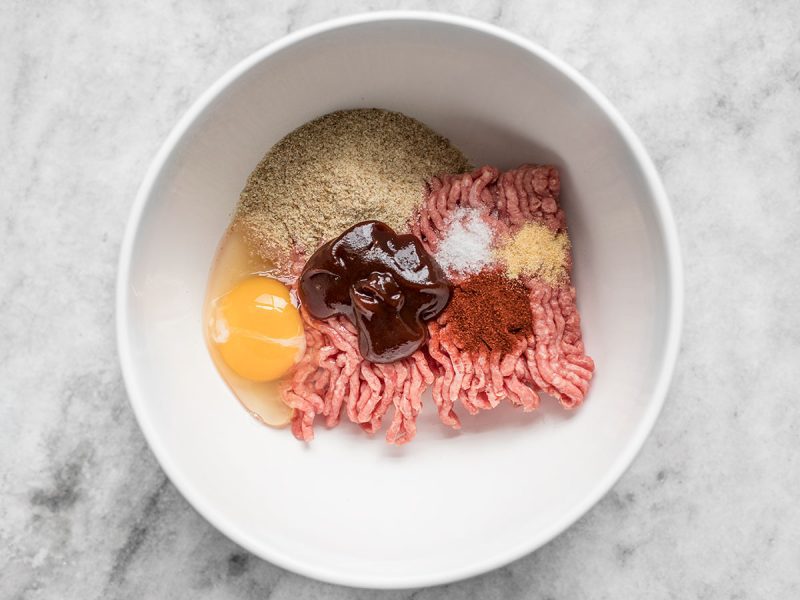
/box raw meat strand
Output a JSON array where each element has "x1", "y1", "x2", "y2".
[
  {"x1": 567, "y1": 353, "x2": 595, "y2": 373},
  {"x1": 495, "y1": 173, "x2": 508, "y2": 221},
  {"x1": 412, "y1": 177, "x2": 437, "y2": 247},
  {"x1": 329, "y1": 353, "x2": 352, "y2": 425},
  {"x1": 413, "y1": 350, "x2": 436, "y2": 388},
  {"x1": 480, "y1": 186, "x2": 495, "y2": 213},
  {"x1": 425, "y1": 175, "x2": 442, "y2": 214},
  {"x1": 290, "y1": 406, "x2": 315, "y2": 441},
  {"x1": 355, "y1": 380, "x2": 373, "y2": 425},
  {"x1": 514, "y1": 168, "x2": 533, "y2": 221},
  {"x1": 455, "y1": 344, "x2": 487, "y2": 414},
  {"x1": 442, "y1": 338, "x2": 468, "y2": 413},
  {"x1": 387, "y1": 353, "x2": 427, "y2": 444},
  {"x1": 316, "y1": 347, "x2": 340, "y2": 426},
  {"x1": 412, "y1": 204, "x2": 431, "y2": 248},
  {"x1": 501, "y1": 171, "x2": 525, "y2": 225},
  {"x1": 522, "y1": 166, "x2": 539, "y2": 214},
  {"x1": 487, "y1": 350, "x2": 505, "y2": 406},
  {"x1": 439, "y1": 175, "x2": 457, "y2": 215},
  {"x1": 357, "y1": 362, "x2": 384, "y2": 422},
  {"x1": 460, "y1": 346, "x2": 474, "y2": 391},
  {"x1": 499, "y1": 340, "x2": 539, "y2": 410},
  {"x1": 364, "y1": 363, "x2": 394, "y2": 426},
  {"x1": 499, "y1": 342, "x2": 522, "y2": 377},
  {"x1": 469, "y1": 166, "x2": 498, "y2": 210},
  {"x1": 507, "y1": 372, "x2": 539, "y2": 411},
  {"x1": 428, "y1": 179, "x2": 448, "y2": 231},
  {"x1": 447, "y1": 176, "x2": 465, "y2": 212},
  {"x1": 469, "y1": 352, "x2": 488, "y2": 406},
  {"x1": 403, "y1": 359, "x2": 426, "y2": 432},
  {"x1": 420, "y1": 177, "x2": 448, "y2": 247},
  {"x1": 427, "y1": 322, "x2": 460, "y2": 428},
  {"x1": 366, "y1": 361, "x2": 405, "y2": 434}
]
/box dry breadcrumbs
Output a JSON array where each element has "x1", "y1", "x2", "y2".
[{"x1": 235, "y1": 109, "x2": 470, "y2": 267}]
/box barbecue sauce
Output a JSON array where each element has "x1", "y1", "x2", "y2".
[{"x1": 299, "y1": 221, "x2": 451, "y2": 363}]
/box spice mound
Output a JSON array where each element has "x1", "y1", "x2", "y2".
[
  {"x1": 236, "y1": 108, "x2": 470, "y2": 265},
  {"x1": 443, "y1": 270, "x2": 532, "y2": 354},
  {"x1": 298, "y1": 221, "x2": 451, "y2": 363}
]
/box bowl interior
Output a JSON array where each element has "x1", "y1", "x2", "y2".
[{"x1": 119, "y1": 15, "x2": 679, "y2": 588}]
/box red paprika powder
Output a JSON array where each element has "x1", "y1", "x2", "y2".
[{"x1": 444, "y1": 270, "x2": 533, "y2": 353}]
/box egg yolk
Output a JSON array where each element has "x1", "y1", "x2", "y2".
[{"x1": 211, "y1": 276, "x2": 304, "y2": 382}]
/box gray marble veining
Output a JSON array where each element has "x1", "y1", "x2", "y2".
[{"x1": 1, "y1": 1, "x2": 799, "y2": 598}]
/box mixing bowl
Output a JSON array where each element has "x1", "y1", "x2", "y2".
[{"x1": 117, "y1": 11, "x2": 682, "y2": 588}]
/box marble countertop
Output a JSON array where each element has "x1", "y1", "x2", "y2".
[{"x1": 2, "y1": 1, "x2": 799, "y2": 598}]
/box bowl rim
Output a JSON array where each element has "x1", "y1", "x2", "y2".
[{"x1": 116, "y1": 10, "x2": 684, "y2": 590}]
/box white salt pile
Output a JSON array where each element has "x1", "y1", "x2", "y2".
[{"x1": 434, "y1": 207, "x2": 494, "y2": 276}]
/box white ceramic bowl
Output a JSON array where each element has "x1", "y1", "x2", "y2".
[{"x1": 117, "y1": 12, "x2": 682, "y2": 589}]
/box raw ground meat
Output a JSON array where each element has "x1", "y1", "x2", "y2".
[
  {"x1": 282, "y1": 308, "x2": 434, "y2": 445},
  {"x1": 283, "y1": 164, "x2": 594, "y2": 443},
  {"x1": 414, "y1": 165, "x2": 593, "y2": 429}
]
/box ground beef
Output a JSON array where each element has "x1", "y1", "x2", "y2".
[
  {"x1": 281, "y1": 308, "x2": 433, "y2": 445},
  {"x1": 417, "y1": 166, "x2": 593, "y2": 428},
  {"x1": 284, "y1": 164, "x2": 594, "y2": 443}
]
